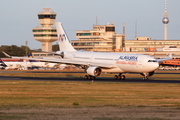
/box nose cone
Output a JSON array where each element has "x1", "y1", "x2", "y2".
[
  {"x1": 154, "y1": 62, "x2": 159, "y2": 70},
  {"x1": 147, "y1": 62, "x2": 159, "y2": 72}
]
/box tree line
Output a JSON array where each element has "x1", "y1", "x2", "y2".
[{"x1": 0, "y1": 44, "x2": 59, "y2": 58}]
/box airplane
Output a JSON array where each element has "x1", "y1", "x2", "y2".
[
  {"x1": 0, "y1": 58, "x2": 7, "y2": 69},
  {"x1": 27, "y1": 53, "x2": 66, "y2": 70},
  {"x1": 0, "y1": 58, "x2": 31, "y2": 70},
  {"x1": 2, "y1": 22, "x2": 172, "y2": 80}
]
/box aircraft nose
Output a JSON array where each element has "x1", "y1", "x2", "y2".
[{"x1": 154, "y1": 62, "x2": 159, "y2": 70}]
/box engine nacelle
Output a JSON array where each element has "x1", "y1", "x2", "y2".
[
  {"x1": 86, "y1": 67, "x2": 102, "y2": 77},
  {"x1": 140, "y1": 71, "x2": 155, "y2": 77}
]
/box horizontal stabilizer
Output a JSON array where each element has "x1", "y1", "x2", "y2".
[{"x1": 2, "y1": 51, "x2": 11, "y2": 58}]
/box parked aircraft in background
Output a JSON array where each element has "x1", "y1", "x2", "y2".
[
  {"x1": 27, "y1": 53, "x2": 66, "y2": 70},
  {"x1": 0, "y1": 54, "x2": 66, "y2": 70},
  {"x1": 0, "y1": 58, "x2": 30, "y2": 70},
  {"x1": 0, "y1": 58, "x2": 7, "y2": 69},
  {"x1": 3, "y1": 22, "x2": 172, "y2": 80}
]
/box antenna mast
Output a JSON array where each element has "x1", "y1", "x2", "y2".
[
  {"x1": 162, "y1": 0, "x2": 169, "y2": 40},
  {"x1": 135, "y1": 17, "x2": 137, "y2": 38},
  {"x1": 123, "y1": 23, "x2": 125, "y2": 35}
]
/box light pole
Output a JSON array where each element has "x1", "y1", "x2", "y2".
[{"x1": 25, "y1": 41, "x2": 28, "y2": 56}]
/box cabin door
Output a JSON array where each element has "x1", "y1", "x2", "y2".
[{"x1": 138, "y1": 57, "x2": 144, "y2": 65}]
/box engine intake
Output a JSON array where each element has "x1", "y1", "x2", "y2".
[{"x1": 86, "y1": 67, "x2": 102, "y2": 77}]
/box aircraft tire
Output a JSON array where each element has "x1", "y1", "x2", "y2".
[
  {"x1": 85, "y1": 75, "x2": 88, "y2": 80},
  {"x1": 143, "y1": 77, "x2": 148, "y2": 80},
  {"x1": 121, "y1": 75, "x2": 125, "y2": 80},
  {"x1": 118, "y1": 75, "x2": 121, "y2": 80},
  {"x1": 88, "y1": 75, "x2": 91, "y2": 80},
  {"x1": 91, "y1": 76, "x2": 95, "y2": 80},
  {"x1": 114, "y1": 75, "x2": 118, "y2": 80}
]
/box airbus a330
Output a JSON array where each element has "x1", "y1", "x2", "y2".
[{"x1": 3, "y1": 22, "x2": 172, "y2": 80}]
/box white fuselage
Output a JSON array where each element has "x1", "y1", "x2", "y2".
[
  {"x1": 3, "y1": 61, "x2": 31, "y2": 70},
  {"x1": 29, "y1": 62, "x2": 57, "y2": 68},
  {"x1": 3, "y1": 61, "x2": 57, "y2": 70},
  {"x1": 63, "y1": 51, "x2": 159, "y2": 73}
]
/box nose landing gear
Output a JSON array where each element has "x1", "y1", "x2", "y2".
[
  {"x1": 114, "y1": 74, "x2": 125, "y2": 80},
  {"x1": 142, "y1": 73, "x2": 148, "y2": 80},
  {"x1": 143, "y1": 76, "x2": 148, "y2": 80}
]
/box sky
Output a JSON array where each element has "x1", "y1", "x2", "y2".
[{"x1": 0, "y1": 0, "x2": 180, "y2": 49}]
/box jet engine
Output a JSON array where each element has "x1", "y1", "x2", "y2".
[
  {"x1": 140, "y1": 71, "x2": 155, "y2": 77},
  {"x1": 86, "y1": 66, "x2": 102, "y2": 77}
]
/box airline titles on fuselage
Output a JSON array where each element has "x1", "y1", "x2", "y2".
[
  {"x1": 119, "y1": 56, "x2": 138, "y2": 61},
  {"x1": 116, "y1": 56, "x2": 138, "y2": 65}
]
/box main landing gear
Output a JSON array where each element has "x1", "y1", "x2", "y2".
[
  {"x1": 84, "y1": 75, "x2": 95, "y2": 80},
  {"x1": 114, "y1": 74, "x2": 125, "y2": 80}
]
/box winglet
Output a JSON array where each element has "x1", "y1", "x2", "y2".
[{"x1": 2, "y1": 51, "x2": 11, "y2": 58}]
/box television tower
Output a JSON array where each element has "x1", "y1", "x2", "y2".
[{"x1": 162, "y1": 0, "x2": 169, "y2": 40}]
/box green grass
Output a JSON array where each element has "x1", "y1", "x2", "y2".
[{"x1": 0, "y1": 80, "x2": 180, "y2": 109}]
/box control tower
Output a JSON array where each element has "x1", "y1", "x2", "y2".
[
  {"x1": 162, "y1": 0, "x2": 169, "y2": 40},
  {"x1": 32, "y1": 8, "x2": 58, "y2": 51}
]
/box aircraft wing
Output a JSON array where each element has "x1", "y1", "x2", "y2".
[
  {"x1": 156, "y1": 53, "x2": 172, "y2": 62},
  {"x1": 2, "y1": 51, "x2": 115, "y2": 69}
]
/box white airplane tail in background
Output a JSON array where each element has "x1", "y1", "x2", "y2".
[{"x1": 56, "y1": 22, "x2": 76, "y2": 52}]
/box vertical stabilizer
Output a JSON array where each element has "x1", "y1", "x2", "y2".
[
  {"x1": 27, "y1": 53, "x2": 37, "y2": 62},
  {"x1": 56, "y1": 22, "x2": 76, "y2": 51},
  {"x1": 0, "y1": 58, "x2": 7, "y2": 67}
]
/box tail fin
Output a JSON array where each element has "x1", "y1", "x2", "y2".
[
  {"x1": 0, "y1": 58, "x2": 3, "y2": 63},
  {"x1": 27, "y1": 53, "x2": 37, "y2": 62},
  {"x1": 56, "y1": 22, "x2": 76, "y2": 51},
  {"x1": 0, "y1": 58, "x2": 7, "y2": 67}
]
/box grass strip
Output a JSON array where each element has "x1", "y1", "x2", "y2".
[{"x1": 0, "y1": 80, "x2": 180, "y2": 109}]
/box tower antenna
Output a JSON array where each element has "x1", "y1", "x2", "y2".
[
  {"x1": 96, "y1": 16, "x2": 98, "y2": 25},
  {"x1": 123, "y1": 23, "x2": 125, "y2": 35},
  {"x1": 135, "y1": 17, "x2": 137, "y2": 38},
  {"x1": 162, "y1": 0, "x2": 169, "y2": 40},
  {"x1": 165, "y1": 0, "x2": 167, "y2": 12}
]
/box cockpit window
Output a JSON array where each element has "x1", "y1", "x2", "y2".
[{"x1": 148, "y1": 60, "x2": 157, "y2": 62}]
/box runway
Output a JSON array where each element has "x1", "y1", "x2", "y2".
[{"x1": 1, "y1": 76, "x2": 180, "y2": 84}]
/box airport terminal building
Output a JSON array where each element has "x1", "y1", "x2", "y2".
[
  {"x1": 71, "y1": 22, "x2": 125, "y2": 52},
  {"x1": 71, "y1": 23, "x2": 180, "y2": 58},
  {"x1": 31, "y1": 8, "x2": 180, "y2": 59}
]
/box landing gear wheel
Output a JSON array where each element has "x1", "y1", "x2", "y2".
[
  {"x1": 121, "y1": 75, "x2": 125, "y2": 80},
  {"x1": 118, "y1": 75, "x2": 121, "y2": 80},
  {"x1": 114, "y1": 75, "x2": 118, "y2": 80},
  {"x1": 91, "y1": 76, "x2": 95, "y2": 80},
  {"x1": 143, "y1": 77, "x2": 148, "y2": 80},
  {"x1": 88, "y1": 75, "x2": 91, "y2": 80},
  {"x1": 85, "y1": 75, "x2": 88, "y2": 80}
]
